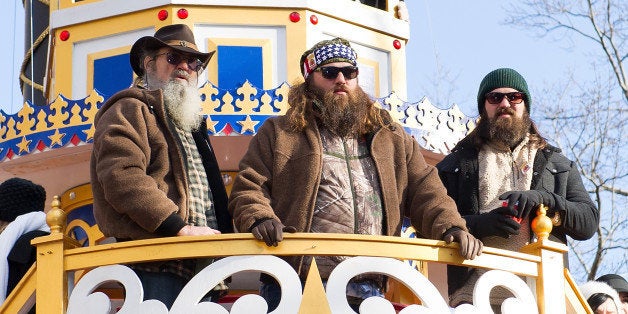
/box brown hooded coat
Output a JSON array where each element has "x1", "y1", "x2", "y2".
[{"x1": 229, "y1": 110, "x2": 468, "y2": 275}]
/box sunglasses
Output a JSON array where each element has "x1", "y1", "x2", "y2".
[
  {"x1": 154, "y1": 52, "x2": 205, "y2": 72},
  {"x1": 315, "y1": 66, "x2": 359, "y2": 80},
  {"x1": 485, "y1": 92, "x2": 525, "y2": 105}
]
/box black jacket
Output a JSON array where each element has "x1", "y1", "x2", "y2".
[
  {"x1": 436, "y1": 136, "x2": 598, "y2": 294},
  {"x1": 7, "y1": 230, "x2": 50, "y2": 297}
]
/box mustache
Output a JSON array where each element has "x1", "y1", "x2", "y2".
[
  {"x1": 172, "y1": 70, "x2": 190, "y2": 79},
  {"x1": 334, "y1": 86, "x2": 349, "y2": 93},
  {"x1": 495, "y1": 107, "x2": 516, "y2": 116}
]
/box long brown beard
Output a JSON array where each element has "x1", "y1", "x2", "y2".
[
  {"x1": 478, "y1": 107, "x2": 531, "y2": 148},
  {"x1": 310, "y1": 84, "x2": 373, "y2": 138}
]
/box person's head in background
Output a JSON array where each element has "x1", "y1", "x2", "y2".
[
  {"x1": 0, "y1": 177, "x2": 46, "y2": 232},
  {"x1": 581, "y1": 280, "x2": 623, "y2": 314},
  {"x1": 597, "y1": 274, "x2": 628, "y2": 314}
]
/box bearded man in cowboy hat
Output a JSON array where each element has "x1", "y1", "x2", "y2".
[{"x1": 91, "y1": 24, "x2": 233, "y2": 308}]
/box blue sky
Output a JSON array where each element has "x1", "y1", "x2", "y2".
[
  {"x1": 404, "y1": 1, "x2": 593, "y2": 116},
  {"x1": 0, "y1": 1, "x2": 593, "y2": 116}
]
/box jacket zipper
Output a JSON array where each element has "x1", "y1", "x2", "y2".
[{"x1": 342, "y1": 139, "x2": 360, "y2": 233}]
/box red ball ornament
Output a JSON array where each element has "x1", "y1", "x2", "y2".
[
  {"x1": 59, "y1": 30, "x2": 70, "y2": 41},
  {"x1": 289, "y1": 12, "x2": 301, "y2": 23},
  {"x1": 393, "y1": 39, "x2": 402, "y2": 50},
  {"x1": 158, "y1": 10, "x2": 168, "y2": 21},
  {"x1": 310, "y1": 15, "x2": 318, "y2": 25},
  {"x1": 177, "y1": 8, "x2": 188, "y2": 19}
]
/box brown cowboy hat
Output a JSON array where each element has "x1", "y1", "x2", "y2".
[{"x1": 130, "y1": 24, "x2": 215, "y2": 76}]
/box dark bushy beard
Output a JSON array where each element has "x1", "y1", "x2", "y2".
[
  {"x1": 478, "y1": 107, "x2": 532, "y2": 149},
  {"x1": 310, "y1": 84, "x2": 373, "y2": 138},
  {"x1": 147, "y1": 69, "x2": 203, "y2": 132}
]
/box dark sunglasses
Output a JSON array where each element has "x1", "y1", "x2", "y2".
[
  {"x1": 315, "y1": 66, "x2": 359, "y2": 80},
  {"x1": 154, "y1": 52, "x2": 205, "y2": 72},
  {"x1": 485, "y1": 92, "x2": 525, "y2": 105}
]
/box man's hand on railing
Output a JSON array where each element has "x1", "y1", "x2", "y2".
[
  {"x1": 443, "y1": 227, "x2": 483, "y2": 260},
  {"x1": 177, "y1": 225, "x2": 222, "y2": 236},
  {"x1": 250, "y1": 218, "x2": 297, "y2": 247}
]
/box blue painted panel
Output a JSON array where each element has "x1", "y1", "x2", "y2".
[
  {"x1": 217, "y1": 46, "x2": 263, "y2": 90},
  {"x1": 66, "y1": 204, "x2": 96, "y2": 247},
  {"x1": 94, "y1": 54, "x2": 133, "y2": 98}
]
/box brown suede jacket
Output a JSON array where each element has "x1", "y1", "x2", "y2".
[
  {"x1": 228, "y1": 110, "x2": 467, "y2": 273},
  {"x1": 91, "y1": 87, "x2": 232, "y2": 240}
]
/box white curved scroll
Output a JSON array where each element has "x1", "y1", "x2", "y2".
[
  {"x1": 326, "y1": 256, "x2": 451, "y2": 314},
  {"x1": 66, "y1": 264, "x2": 168, "y2": 314},
  {"x1": 67, "y1": 256, "x2": 302, "y2": 314},
  {"x1": 66, "y1": 256, "x2": 537, "y2": 314},
  {"x1": 452, "y1": 270, "x2": 538, "y2": 314},
  {"x1": 170, "y1": 255, "x2": 302, "y2": 314}
]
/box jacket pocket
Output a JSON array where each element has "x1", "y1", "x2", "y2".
[{"x1": 541, "y1": 162, "x2": 570, "y2": 194}]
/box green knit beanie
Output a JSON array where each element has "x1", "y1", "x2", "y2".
[{"x1": 477, "y1": 68, "x2": 530, "y2": 114}]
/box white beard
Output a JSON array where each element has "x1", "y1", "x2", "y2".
[
  {"x1": 162, "y1": 80, "x2": 203, "y2": 132},
  {"x1": 145, "y1": 67, "x2": 203, "y2": 132}
]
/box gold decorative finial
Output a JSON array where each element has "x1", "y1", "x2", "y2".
[
  {"x1": 46, "y1": 195, "x2": 67, "y2": 234},
  {"x1": 531, "y1": 204, "x2": 553, "y2": 240}
]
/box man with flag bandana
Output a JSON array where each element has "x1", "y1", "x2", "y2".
[{"x1": 229, "y1": 37, "x2": 483, "y2": 311}]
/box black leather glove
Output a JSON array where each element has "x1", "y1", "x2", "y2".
[
  {"x1": 499, "y1": 190, "x2": 555, "y2": 219},
  {"x1": 464, "y1": 206, "x2": 521, "y2": 239},
  {"x1": 443, "y1": 227, "x2": 483, "y2": 260},
  {"x1": 250, "y1": 218, "x2": 296, "y2": 247}
]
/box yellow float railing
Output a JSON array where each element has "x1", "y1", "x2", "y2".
[{"x1": 0, "y1": 198, "x2": 592, "y2": 313}]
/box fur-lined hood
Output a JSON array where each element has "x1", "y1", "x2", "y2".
[{"x1": 579, "y1": 280, "x2": 622, "y2": 311}]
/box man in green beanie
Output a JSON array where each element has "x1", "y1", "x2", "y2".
[{"x1": 436, "y1": 68, "x2": 599, "y2": 311}]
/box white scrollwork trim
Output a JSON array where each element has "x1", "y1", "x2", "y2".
[
  {"x1": 326, "y1": 256, "x2": 450, "y2": 313},
  {"x1": 452, "y1": 270, "x2": 538, "y2": 314},
  {"x1": 327, "y1": 257, "x2": 538, "y2": 314},
  {"x1": 67, "y1": 264, "x2": 168, "y2": 314},
  {"x1": 66, "y1": 256, "x2": 302, "y2": 314},
  {"x1": 170, "y1": 255, "x2": 302, "y2": 313},
  {"x1": 66, "y1": 256, "x2": 537, "y2": 314}
]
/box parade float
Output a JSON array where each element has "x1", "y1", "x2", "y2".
[{"x1": 0, "y1": 1, "x2": 592, "y2": 313}]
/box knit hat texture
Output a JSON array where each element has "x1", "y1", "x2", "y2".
[
  {"x1": 300, "y1": 37, "x2": 357, "y2": 79},
  {"x1": 0, "y1": 178, "x2": 46, "y2": 222},
  {"x1": 477, "y1": 68, "x2": 531, "y2": 114}
]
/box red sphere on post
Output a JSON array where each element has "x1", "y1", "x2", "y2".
[
  {"x1": 393, "y1": 39, "x2": 402, "y2": 50},
  {"x1": 177, "y1": 8, "x2": 189, "y2": 19},
  {"x1": 157, "y1": 10, "x2": 168, "y2": 21},
  {"x1": 289, "y1": 12, "x2": 301, "y2": 23},
  {"x1": 60, "y1": 30, "x2": 70, "y2": 41}
]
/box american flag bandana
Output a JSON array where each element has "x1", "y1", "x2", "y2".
[{"x1": 302, "y1": 38, "x2": 357, "y2": 79}]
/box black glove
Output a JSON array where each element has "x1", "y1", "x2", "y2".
[
  {"x1": 250, "y1": 218, "x2": 296, "y2": 247},
  {"x1": 464, "y1": 206, "x2": 521, "y2": 239},
  {"x1": 443, "y1": 227, "x2": 483, "y2": 260},
  {"x1": 499, "y1": 190, "x2": 554, "y2": 219}
]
